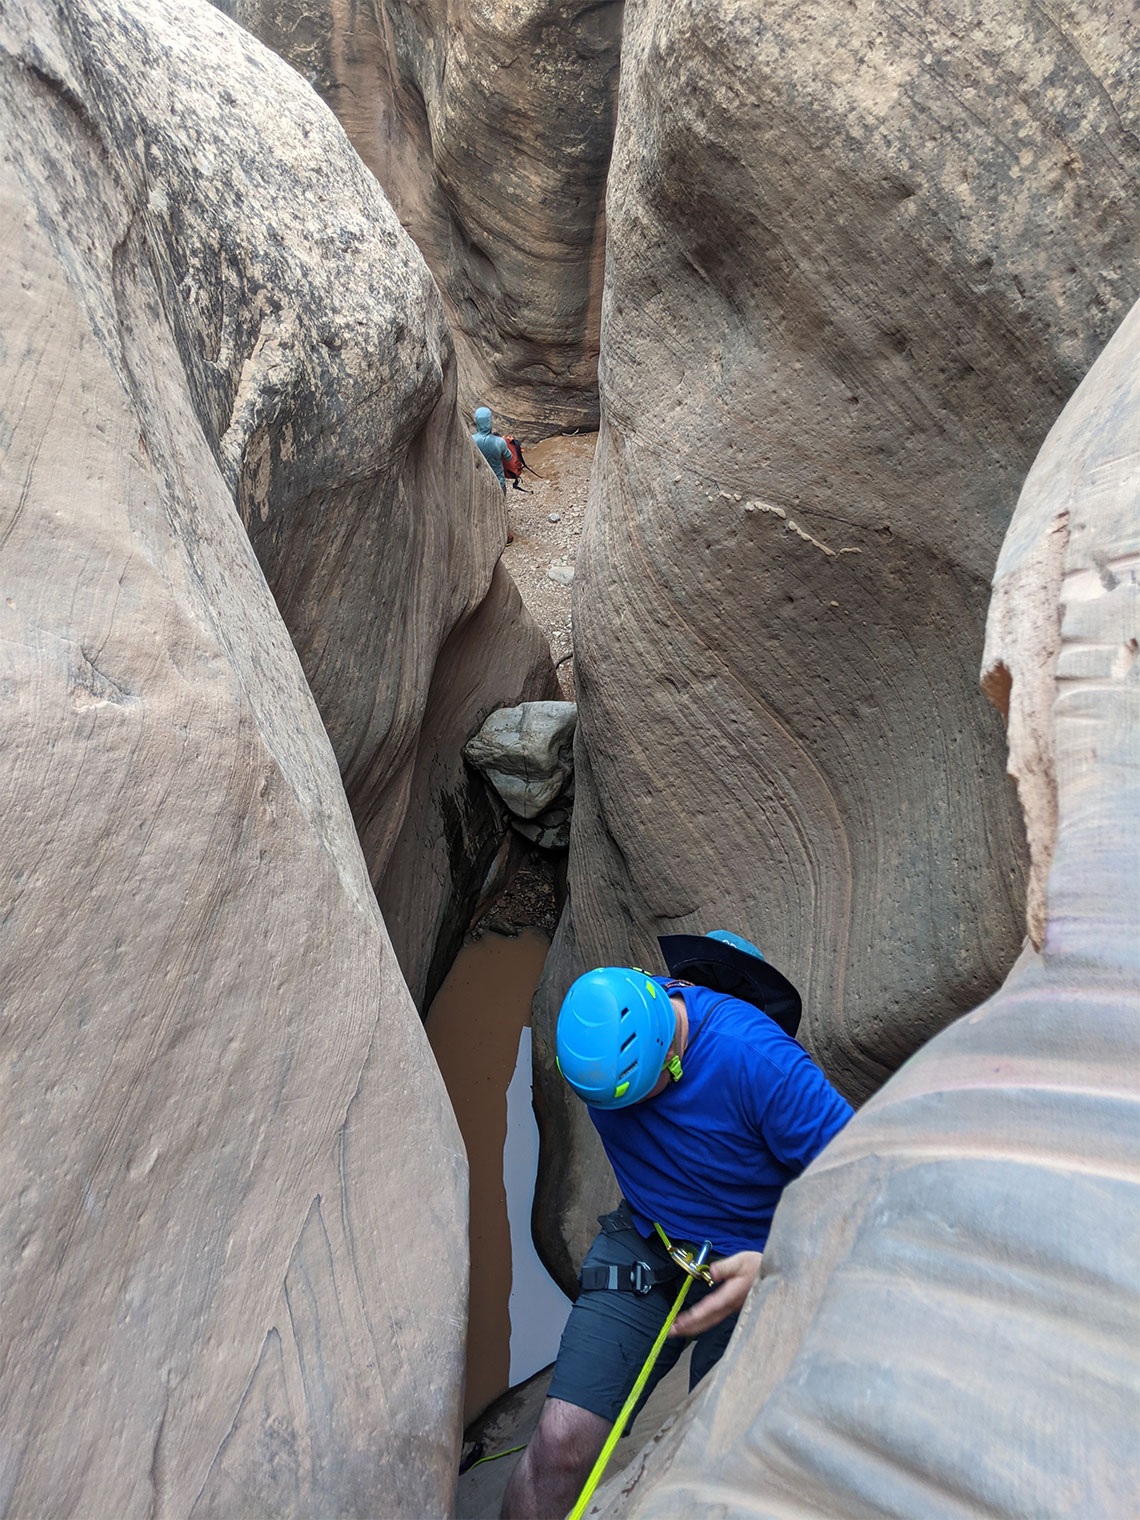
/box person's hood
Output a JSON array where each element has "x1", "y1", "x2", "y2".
[{"x1": 473, "y1": 406, "x2": 493, "y2": 435}]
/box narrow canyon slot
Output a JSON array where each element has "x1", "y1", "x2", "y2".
[{"x1": 427, "y1": 927, "x2": 571, "y2": 1424}]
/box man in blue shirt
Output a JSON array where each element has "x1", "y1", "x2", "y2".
[
  {"x1": 471, "y1": 405, "x2": 513, "y2": 491},
  {"x1": 502, "y1": 961, "x2": 853, "y2": 1520}
]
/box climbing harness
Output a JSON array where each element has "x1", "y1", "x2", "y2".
[
  {"x1": 580, "y1": 1203, "x2": 692, "y2": 1294},
  {"x1": 567, "y1": 1229, "x2": 714, "y2": 1520},
  {"x1": 578, "y1": 1257, "x2": 676, "y2": 1294}
]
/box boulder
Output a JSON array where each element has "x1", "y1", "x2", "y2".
[
  {"x1": 465, "y1": 701, "x2": 578, "y2": 819},
  {"x1": 534, "y1": 0, "x2": 1139, "y2": 1286},
  {"x1": 512, "y1": 796, "x2": 574, "y2": 852},
  {"x1": 589, "y1": 293, "x2": 1140, "y2": 1520},
  {"x1": 213, "y1": 0, "x2": 623, "y2": 432},
  {"x1": 0, "y1": 1, "x2": 478, "y2": 1513}
]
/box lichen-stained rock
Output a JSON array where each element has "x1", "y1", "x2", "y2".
[
  {"x1": 587, "y1": 298, "x2": 1140, "y2": 1520},
  {"x1": 535, "y1": 0, "x2": 1139, "y2": 1279},
  {"x1": 23, "y1": 0, "x2": 556, "y2": 1009},
  {"x1": 465, "y1": 700, "x2": 578, "y2": 819},
  {"x1": 214, "y1": 0, "x2": 622, "y2": 432},
  {"x1": 0, "y1": 3, "x2": 471, "y2": 1516}
]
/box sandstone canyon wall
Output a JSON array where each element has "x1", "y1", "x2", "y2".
[
  {"x1": 0, "y1": 0, "x2": 543, "y2": 1510},
  {"x1": 534, "y1": 0, "x2": 1139, "y2": 1283},
  {"x1": 30, "y1": 0, "x2": 557, "y2": 1014},
  {"x1": 589, "y1": 291, "x2": 1140, "y2": 1520},
  {"x1": 214, "y1": 0, "x2": 623, "y2": 433}
]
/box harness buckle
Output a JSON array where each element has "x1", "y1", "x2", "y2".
[{"x1": 631, "y1": 1261, "x2": 655, "y2": 1294}]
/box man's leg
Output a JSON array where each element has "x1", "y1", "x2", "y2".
[
  {"x1": 500, "y1": 1397, "x2": 609, "y2": 1520},
  {"x1": 502, "y1": 1210, "x2": 683, "y2": 1518}
]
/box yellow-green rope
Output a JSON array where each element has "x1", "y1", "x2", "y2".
[
  {"x1": 565, "y1": 1273, "x2": 694, "y2": 1520},
  {"x1": 464, "y1": 1442, "x2": 526, "y2": 1471}
]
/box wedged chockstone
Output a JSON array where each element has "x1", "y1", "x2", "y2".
[
  {"x1": 465, "y1": 701, "x2": 578, "y2": 820},
  {"x1": 512, "y1": 796, "x2": 574, "y2": 852}
]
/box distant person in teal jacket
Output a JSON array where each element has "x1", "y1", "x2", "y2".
[{"x1": 471, "y1": 406, "x2": 512, "y2": 492}]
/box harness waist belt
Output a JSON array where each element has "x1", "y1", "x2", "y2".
[{"x1": 579, "y1": 1260, "x2": 677, "y2": 1295}]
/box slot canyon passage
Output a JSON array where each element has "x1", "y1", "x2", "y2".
[{"x1": 1, "y1": 2, "x2": 1137, "y2": 1519}]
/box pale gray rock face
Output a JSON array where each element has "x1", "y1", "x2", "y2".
[
  {"x1": 512, "y1": 771, "x2": 576, "y2": 850},
  {"x1": 0, "y1": 0, "x2": 493, "y2": 1513},
  {"x1": 213, "y1": 0, "x2": 622, "y2": 432},
  {"x1": 533, "y1": 0, "x2": 1139, "y2": 1287},
  {"x1": 590, "y1": 296, "x2": 1140, "y2": 1520},
  {"x1": 465, "y1": 700, "x2": 578, "y2": 819},
  {"x1": 512, "y1": 800, "x2": 573, "y2": 852}
]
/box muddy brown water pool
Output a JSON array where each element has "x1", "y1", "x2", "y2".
[{"x1": 426, "y1": 928, "x2": 570, "y2": 1424}]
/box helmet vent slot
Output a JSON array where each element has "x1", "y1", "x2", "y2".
[
  {"x1": 619, "y1": 1005, "x2": 630, "y2": 1019},
  {"x1": 617, "y1": 1060, "x2": 637, "y2": 1082},
  {"x1": 620, "y1": 1032, "x2": 636, "y2": 1052}
]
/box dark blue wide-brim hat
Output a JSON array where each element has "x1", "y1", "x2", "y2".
[{"x1": 658, "y1": 932, "x2": 802, "y2": 1039}]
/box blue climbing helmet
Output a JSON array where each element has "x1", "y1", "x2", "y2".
[{"x1": 555, "y1": 968, "x2": 677, "y2": 1109}]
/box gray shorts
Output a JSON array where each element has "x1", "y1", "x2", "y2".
[{"x1": 546, "y1": 1204, "x2": 738, "y2": 1425}]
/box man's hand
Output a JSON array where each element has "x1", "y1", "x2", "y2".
[{"x1": 668, "y1": 1251, "x2": 763, "y2": 1337}]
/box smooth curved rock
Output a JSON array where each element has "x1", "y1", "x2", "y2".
[
  {"x1": 587, "y1": 294, "x2": 1140, "y2": 1520},
  {"x1": 214, "y1": 0, "x2": 623, "y2": 431},
  {"x1": 465, "y1": 700, "x2": 578, "y2": 820},
  {"x1": 533, "y1": 0, "x2": 1139, "y2": 1288},
  {"x1": 0, "y1": 2, "x2": 472, "y2": 1514},
  {"x1": 380, "y1": 565, "x2": 560, "y2": 1008},
  {"x1": 44, "y1": 0, "x2": 556, "y2": 1010}
]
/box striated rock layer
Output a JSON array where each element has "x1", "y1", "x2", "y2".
[
  {"x1": 0, "y1": 0, "x2": 535, "y2": 1511},
  {"x1": 533, "y1": 0, "x2": 1139, "y2": 1285},
  {"x1": 214, "y1": 0, "x2": 622, "y2": 434},
  {"x1": 588, "y1": 294, "x2": 1140, "y2": 1520},
  {"x1": 34, "y1": 0, "x2": 556, "y2": 1012}
]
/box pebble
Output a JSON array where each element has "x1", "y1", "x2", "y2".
[
  {"x1": 547, "y1": 565, "x2": 575, "y2": 585},
  {"x1": 548, "y1": 512, "x2": 561, "y2": 522}
]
